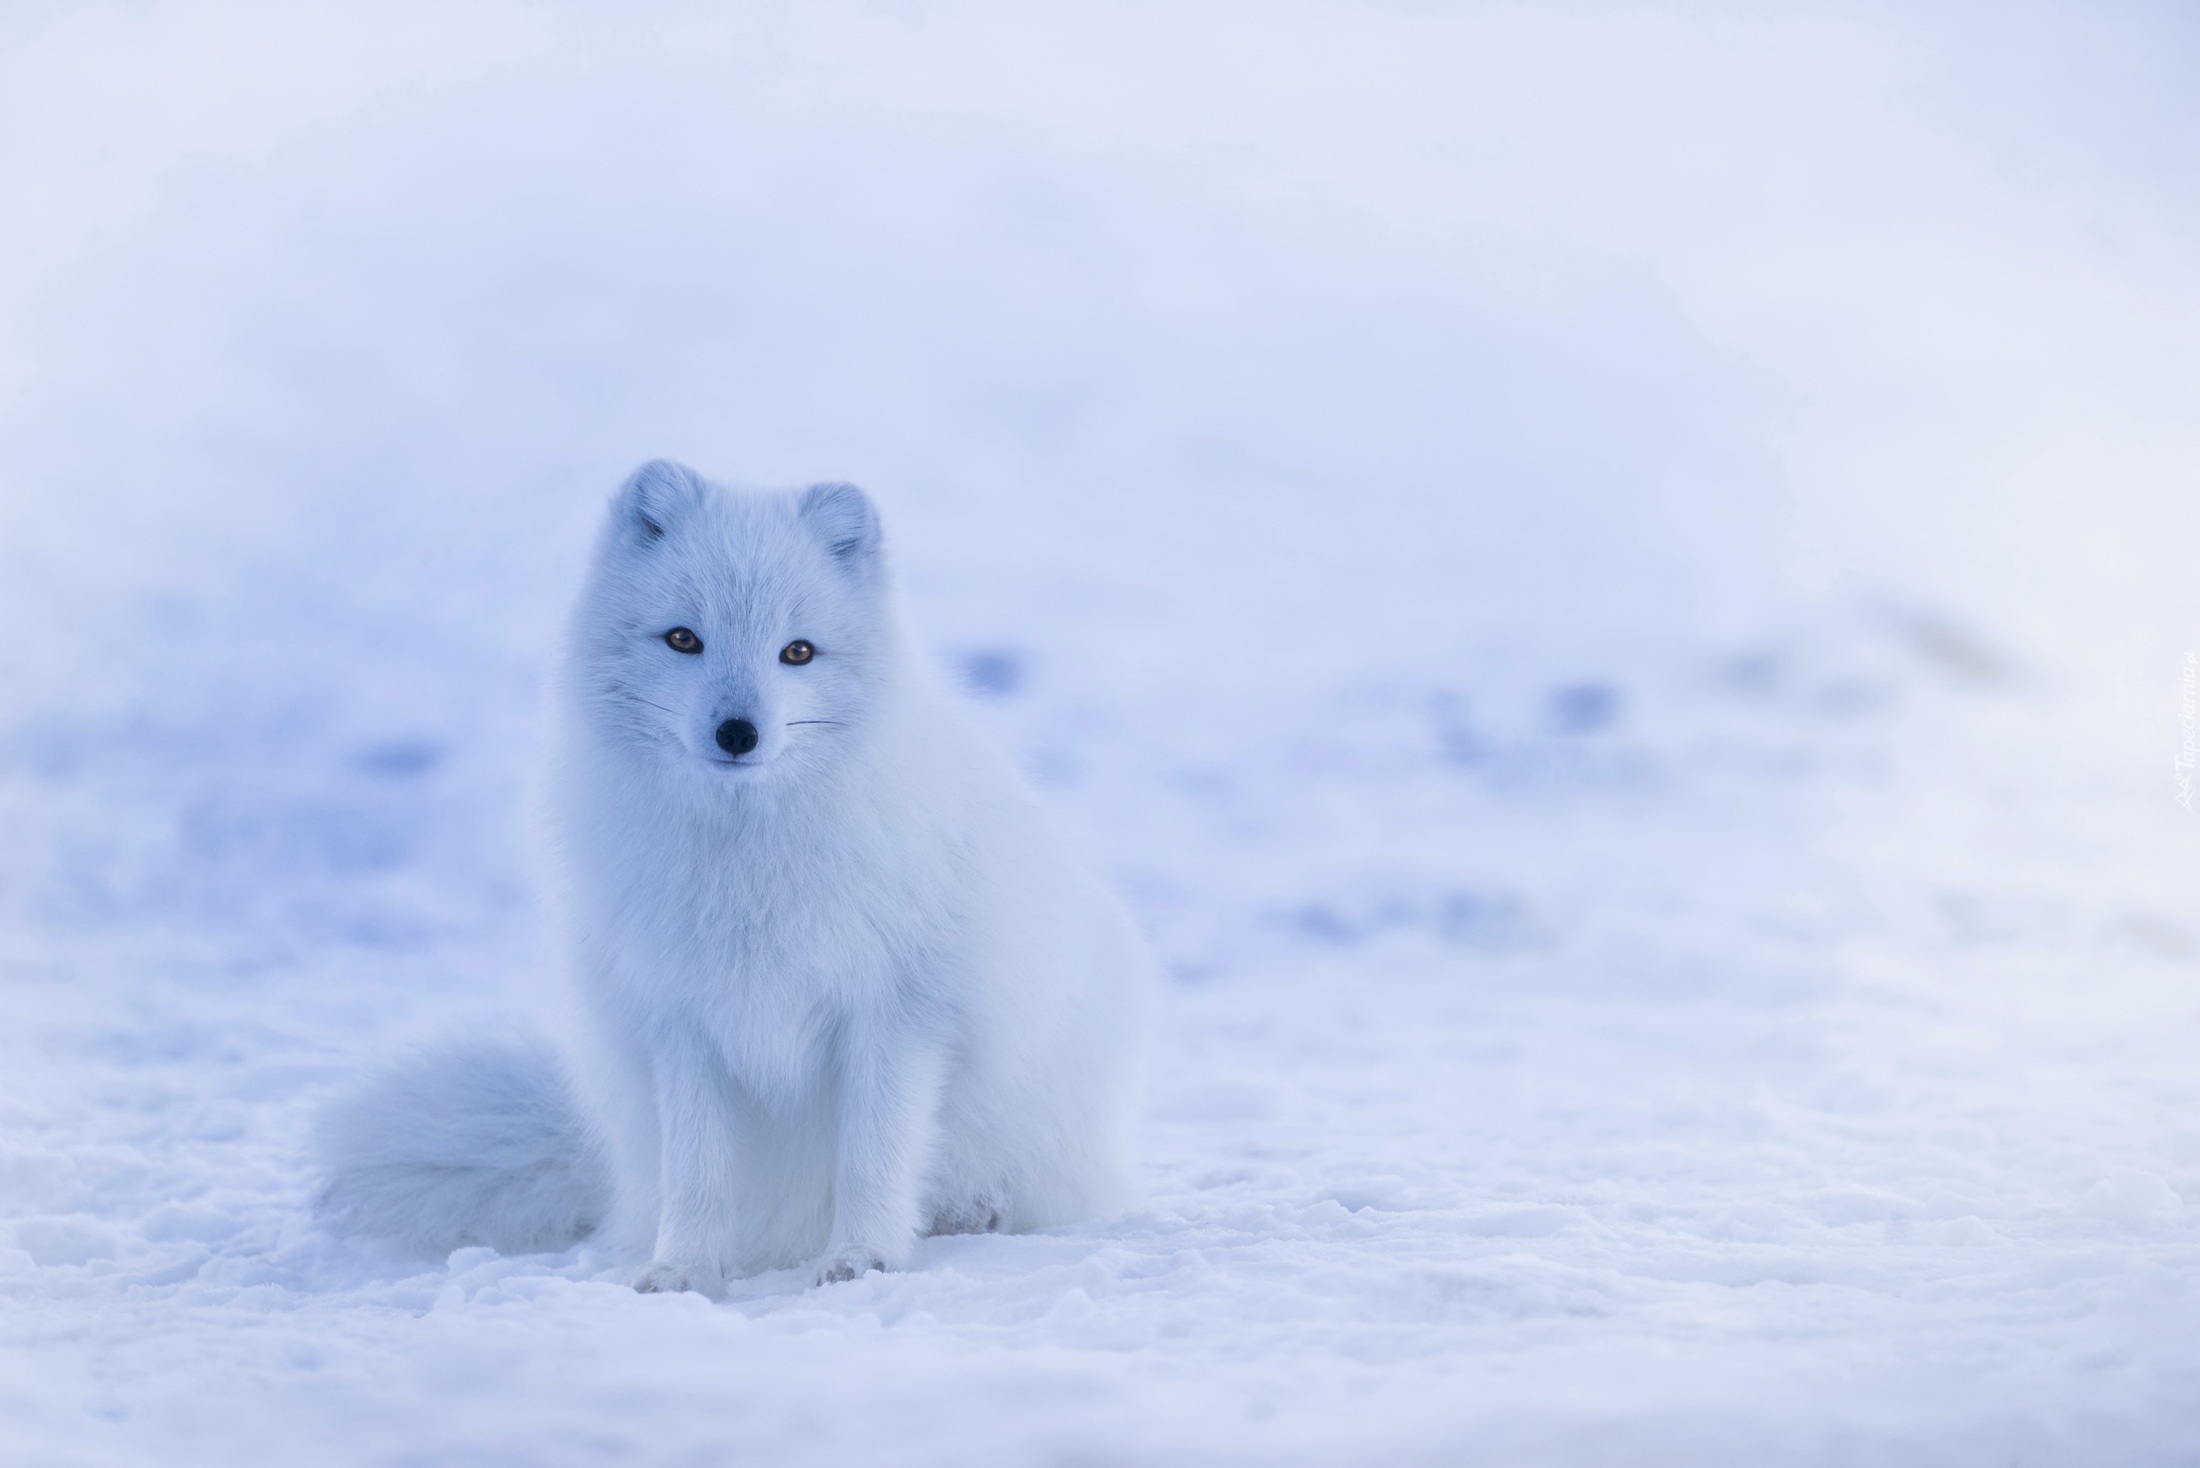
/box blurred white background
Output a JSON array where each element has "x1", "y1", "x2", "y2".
[{"x1": 5, "y1": 2, "x2": 2195, "y2": 710}]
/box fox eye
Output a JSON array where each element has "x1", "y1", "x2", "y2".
[
  {"x1": 664, "y1": 627, "x2": 703, "y2": 654},
  {"x1": 780, "y1": 639, "x2": 815, "y2": 666}
]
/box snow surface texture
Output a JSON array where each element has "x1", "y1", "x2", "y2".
[{"x1": 3, "y1": 2, "x2": 2199, "y2": 1463}]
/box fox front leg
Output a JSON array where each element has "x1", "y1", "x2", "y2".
[
  {"x1": 632, "y1": 1033, "x2": 740, "y2": 1299},
  {"x1": 814, "y1": 1032, "x2": 946, "y2": 1286}
]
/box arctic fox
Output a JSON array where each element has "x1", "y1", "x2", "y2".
[{"x1": 317, "y1": 462, "x2": 1149, "y2": 1293}]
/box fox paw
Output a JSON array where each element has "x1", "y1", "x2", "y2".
[
  {"x1": 813, "y1": 1247, "x2": 888, "y2": 1286},
  {"x1": 632, "y1": 1259, "x2": 724, "y2": 1298}
]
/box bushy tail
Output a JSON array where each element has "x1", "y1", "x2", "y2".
[{"x1": 314, "y1": 1036, "x2": 611, "y2": 1258}]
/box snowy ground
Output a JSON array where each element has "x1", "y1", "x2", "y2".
[{"x1": 4, "y1": 3, "x2": 2200, "y2": 1463}]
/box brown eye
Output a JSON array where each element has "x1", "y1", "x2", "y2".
[
  {"x1": 664, "y1": 627, "x2": 702, "y2": 654},
  {"x1": 780, "y1": 639, "x2": 815, "y2": 666}
]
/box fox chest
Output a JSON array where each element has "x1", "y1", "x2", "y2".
[{"x1": 609, "y1": 878, "x2": 917, "y2": 1095}]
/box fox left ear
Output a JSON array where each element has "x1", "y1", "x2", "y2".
[
  {"x1": 613, "y1": 460, "x2": 707, "y2": 545},
  {"x1": 797, "y1": 482, "x2": 881, "y2": 568}
]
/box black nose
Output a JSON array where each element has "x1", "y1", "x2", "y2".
[{"x1": 715, "y1": 718, "x2": 759, "y2": 757}]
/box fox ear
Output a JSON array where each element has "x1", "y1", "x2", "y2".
[
  {"x1": 797, "y1": 482, "x2": 881, "y2": 567},
  {"x1": 612, "y1": 460, "x2": 706, "y2": 543}
]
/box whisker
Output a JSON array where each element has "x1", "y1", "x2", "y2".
[
  {"x1": 604, "y1": 680, "x2": 683, "y2": 720},
  {"x1": 785, "y1": 720, "x2": 844, "y2": 727}
]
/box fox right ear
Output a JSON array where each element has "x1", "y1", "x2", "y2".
[
  {"x1": 612, "y1": 460, "x2": 706, "y2": 544},
  {"x1": 797, "y1": 481, "x2": 881, "y2": 568}
]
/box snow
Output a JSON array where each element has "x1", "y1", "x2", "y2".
[{"x1": 4, "y1": 2, "x2": 2200, "y2": 1462}]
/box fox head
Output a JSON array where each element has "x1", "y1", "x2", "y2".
[{"x1": 565, "y1": 461, "x2": 894, "y2": 781}]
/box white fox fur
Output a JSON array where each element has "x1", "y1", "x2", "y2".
[
  {"x1": 314, "y1": 1035, "x2": 609, "y2": 1256},
  {"x1": 316, "y1": 462, "x2": 1148, "y2": 1293}
]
